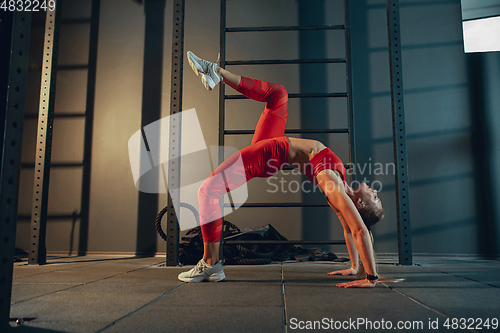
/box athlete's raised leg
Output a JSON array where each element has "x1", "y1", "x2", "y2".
[
  {"x1": 217, "y1": 67, "x2": 288, "y2": 144},
  {"x1": 187, "y1": 51, "x2": 289, "y2": 144}
]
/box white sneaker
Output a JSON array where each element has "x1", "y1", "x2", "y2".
[
  {"x1": 177, "y1": 259, "x2": 226, "y2": 282},
  {"x1": 187, "y1": 51, "x2": 222, "y2": 91}
]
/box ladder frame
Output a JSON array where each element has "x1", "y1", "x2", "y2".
[{"x1": 216, "y1": 0, "x2": 356, "y2": 250}]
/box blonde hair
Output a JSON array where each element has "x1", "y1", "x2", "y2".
[{"x1": 359, "y1": 205, "x2": 385, "y2": 229}]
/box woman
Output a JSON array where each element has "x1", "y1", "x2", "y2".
[{"x1": 178, "y1": 52, "x2": 384, "y2": 288}]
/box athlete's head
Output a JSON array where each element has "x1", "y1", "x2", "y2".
[{"x1": 354, "y1": 182, "x2": 384, "y2": 229}]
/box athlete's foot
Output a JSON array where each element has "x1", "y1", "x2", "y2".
[
  {"x1": 187, "y1": 51, "x2": 222, "y2": 91},
  {"x1": 177, "y1": 259, "x2": 226, "y2": 282}
]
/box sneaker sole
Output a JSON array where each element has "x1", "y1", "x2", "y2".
[
  {"x1": 207, "y1": 272, "x2": 226, "y2": 282},
  {"x1": 201, "y1": 74, "x2": 214, "y2": 91},
  {"x1": 177, "y1": 272, "x2": 225, "y2": 283},
  {"x1": 187, "y1": 52, "x2": 203, "y2": 78},
  {"x1": 178, "y1": 275, "x2": 204, "y2": 283}
]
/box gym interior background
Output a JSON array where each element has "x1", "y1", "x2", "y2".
[
  {"x1": 6, "y1": 0, "x2": 500, "y2": 257},
  {"x1": 2, "y1": 0, "x2": 500, "y2": 332}
]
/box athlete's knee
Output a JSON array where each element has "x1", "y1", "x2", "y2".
[
  {"x1": 274, "y1": 84, "x2": 288, "y2": 99},
  {"x1": 198, "y1": 176, "x2": 224, "y2": 201},
  {"x1": 198, "y1": 178, "x2": 214, "y2": 199},
  {"x1": 267, "y1": 83, "x2": 288, "y2": 111},
  {"x1": 276, "y1": 83, "x2": 287, "y2": 93}
]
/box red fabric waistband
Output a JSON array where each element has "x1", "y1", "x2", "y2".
[{"x1": 305, "y1": 148, "x2": 346, "y2": 186}]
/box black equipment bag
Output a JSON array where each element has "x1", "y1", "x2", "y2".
[{"x1": 178, "y1": 221, "x2": 348, "y2": 265}]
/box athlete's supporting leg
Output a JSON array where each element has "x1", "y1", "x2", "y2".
[
  {"x1": 178, "y1": 137, "x2": 289, "y2": 282},
  {"x1": 197, "y1": 149, "x2": 247, "y2": 246},
  {"x1": 217, "y1": 67, "x2": 288, "y2": 144},
  {"x1": 178, "y1": 149, "x2": 247, "y2": 282},
  {"x1": 203, "y1": 242, "x2": 220, "y2": 264}
]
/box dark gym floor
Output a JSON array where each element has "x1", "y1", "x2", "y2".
[{"x1": 6, "y1": 255, "x2": 500, "y2": 333}]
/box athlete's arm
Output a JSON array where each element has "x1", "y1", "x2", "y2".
[
  {"x1": 338, "y1": 213, "x2": 359, "y2": 272},
  {"x1": 325, "y1": 199, "x2": 358, "y2": 275},
  {"x1": 317, "y1": 170, "x2": 377, "y2": 287}
]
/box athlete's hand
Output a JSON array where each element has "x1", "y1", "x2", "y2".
[
  {"x1": 336, "y1": 278, "x2": 377, "y2": 288},
  {"x1": 327, "y1": 268, "x2": 357, "y2": 276}
]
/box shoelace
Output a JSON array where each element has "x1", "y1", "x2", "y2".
[
  {"x1": 211, "y1": 54, "x2": 222, "y2": 80},
  {"x1": 190, "y1": 261, "x2": 205, "y2": 277},
  {"x1": 200, "y1": 54, "x2": 219, "y2": 71}
]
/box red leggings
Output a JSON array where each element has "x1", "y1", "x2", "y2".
[{"x1": 199, "y1": 77, "x2": 288, "y2": 242}]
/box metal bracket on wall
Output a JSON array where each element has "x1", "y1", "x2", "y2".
[
  {"x1": 29, "y1": 1, "x2": 62, "y2": 265},
  {"x1": 0, "y1": 10, "x2": 32, "y2": 330},
  {"x1": 386, "y1": 0, "x2": 412, "y2": 265},
  {"x1": 166, "y1": 0, "x2": 185, "y2": 266}
]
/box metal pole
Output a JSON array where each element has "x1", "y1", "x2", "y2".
[
  {"x1": 386, "y1": 0, "x2": 412, "y2": 265},
  {"x1": 166, "y1": 0, "x2": 185, "y2": 266},
  {"x1": 218, "y1": 0, "x2": 227, "y2": 262},
  {"x1": 344, "y1": 0, "x2": 356, "y2": 184},
  {"x1": 0, "y1": 10, "x2": 32, "y2": 330},
  {"x1": 29, "y1": 0, "x2": 62, "y2": 265},
  {"x1": 218, "y1": 0, "x2": 226, "y2": 165}
]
